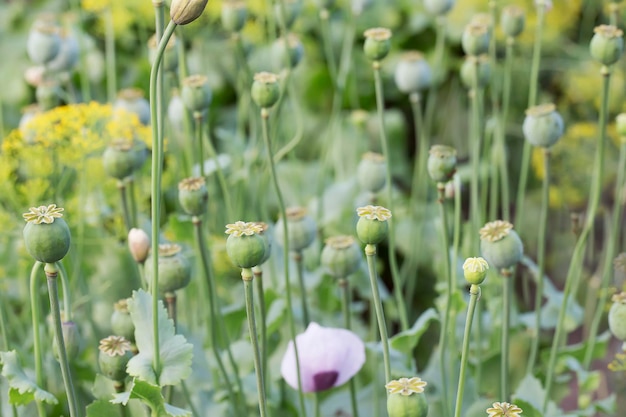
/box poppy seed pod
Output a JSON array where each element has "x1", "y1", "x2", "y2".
[
  {"x1": 590, "y1": 25, "x2": 624, "y2": 66},
  {"x1": 98, "y1": 336, "x2": 133, "y2": 382},
  {"x1": 221, "y1": 1, "x2": 248, "y2": 32},
  {"x1": 23, "y1": 205, "x2": 71, "y2": 264},
  {"x1": 103, "y1": 140, "x2": 140, "y2": 180},
  {"x1": 251, "y1": 72, "x2": 280, "y2": 108},
  {"x1": 52, "y1": 321, "x2": 81, "y2": 362},
  {"x1": 275, "y1": 207, "x2": 317, "y2": 252},
  {"x1": 148, "y1": 33, "x2": 178, "y2": 74},
  {"x1": 178, "y1": 177, "x2": 208, "y2": 216},
  {"x1": 386, "y1": 377, "x2": 429, "y2": 417},
  {"x1": 394, "y1": 51, "x2": 432, "y2": 94},
  {"x1": 274, "y1": 0, "x2": 302, "y2": 29},
  {"x1": 363, "y1": 28, "x2": 392, "y2": 61},
  {"x1": 321, "y1": 235, "x2": 363, "y2": 278},
  {"x1": 27, "y1": 17, "x2": 61, "y2": 65},
  {"x1": 47, "y1": 30, "x2": 79, "y2": 74},
  {"x1": 252, "y1": 222, "x2": 272, "y2": 265},
  {"x1": 273, "y1": 34, "x2": 304, "y2": 69},
  {"x1": 427, "y1": 145, "x2": 457, "y2": 183},
  {"x1": 181, "y1": 75, "x2": 212, "y2": 114},
  {"x1": 114, "y1": 88, "x2": 150, "y2": 125},
  {"x1": 111, "y1": 299, "x2": 135, "y2": 343},
  {"x1": 523, "y1": 104, "x2": 564, "y2": 148},
  {"x1": 423, "y1": 0, "x2": 454, "y2": 16},
  {"x1": 462, "y1": 22, "x2": 490, "y2": 56},
  {"x1": 460, "y1": 55, "x2": 491, "y2": 89},
  {"x1": 144, "y1": 244, "x2": 192, "y2": 293},
  {"x1": 225, "y1": 221, "x2": 267, "y2": 269},
  {"x1": 500, "y1": 6, "x2": 525, "y2": 38},
  {"x1": 462, "y1": 257, "x2": 489, "y2": 285},
  {"x1": 479, "y1": 220, "x2": 523, "y2": 270},
  {"x1": 356, "y1": 205, "x2": 391, "y2": 245},
  {"x1": 170, "y1": 0, "x2": 208, "y2": 25},
  {"x1": 609, "y1": 292, "x2": 626, "y2": 341},
  {"x1": 357, "y1": 152, "x2": 387, "y2": 193}
]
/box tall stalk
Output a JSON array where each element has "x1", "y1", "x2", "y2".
[
  {"x1": 29, "y1": 261, "x2": 46, "y2": 417},
  {"x1": 500, "y1": 268, "x2": 512, "y2": 402},
  {"x1": 253, "y1": 266, "x2": 268, "y2": 391},
  {"x1": 294, "y1": 251, "x2": 310, "y2": 326},
  {"x1": 105, "y1": 7, "x2": 117, "y2": 103},
  {"x1": 339, "y1": 278, "x2": 359, "y2": 417}
]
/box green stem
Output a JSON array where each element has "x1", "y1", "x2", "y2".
[
  {"x1": 149, "y1": 14, "x2": 177, "y2": 380},
  {"x1": 242, "y1": 270, "x2": 269, "y2": 417},
  {"x1": 29, "y1": 261, "x2": 46, "y2": 417},
  {"x1": 365, "y1": 244, "x2": 392, "y2": 384},
  {"x1": 499, "y1": 37, "x2": 516, "y2": 221},
  {"x1": 372, "y1": 62, "x2": 409, "y2": 331},
  {"x1": 118, "y1": 181, "x2": 133, "y2": 233},
  {"x1": 201, "y1": 115, "x2": 234, "y2": 220},
  {"x1": 128, "y1": 177, "x2": 138, "y2": 228},
  {"x1": 527, "y1": 148, "x2": 551, "y2": 374},
  {"x1": 44, "y1": 263, "x2": 79, "y2": 417},
  {"x1": 319, "y1": 9, "x2": 338, "y2": 88},
  {"x1": 314, "y1": 392, "x2": 321, "y2": 417},
  {"x1": 452, "y1": 284, "x2": 480, "y2": 417},
  {"x1": 340, "y1": 278, "x2": 359, "y2": 417},
  {"x1": 253, "y1": 266, "x2": 268, "y2": 392},
  {"x1": 56, "y1": 261, "x2": 72, "y2": 322},
  {"x1": 294, "y1": 252, "x2": 310, "y2": 326},
  {"x1": 194, "y1": 114, "x2": 205, "y2": 178},
  {"x1": 260, "y1": 109, "x2": 307, "y2": 417},
  {"x1": 273, "y1": 74, "x2": 304, "y2": 163},
  {"x1": 68, "y1": 0, "x2": 91, "y2": 100},
  {"x1": 105, "y1": 8, "x2": 117, "y2": 103},
  {"x1": 515, "y1": 2, "x2": 546, "y2": 225},
  {"x1": 543, "y1": 67, "x2": 611, "y2": 412},
  {"x1": 180, "y1": 380, "x2": 200, "y2": 417},
  {"x1": 501, "y1": 269, "x2": 512, "y2": 402},
  {"x1": 424, "y1": 16, "x2": 447, "y2": 139},
  {"x1": 469, "y1": 80, "x2": 483, "y2": 255}
]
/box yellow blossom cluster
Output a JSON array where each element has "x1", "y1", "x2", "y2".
[{"x1": 80, "y1": 0, "x2": 154, "y2": 37}]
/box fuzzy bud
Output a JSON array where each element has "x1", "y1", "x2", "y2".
[
  {"x1": 363, "y1": 28, "x2": 392, "y2": 61},
  {"x1": 522, "y1": 104, "x2": 564, "y2": 148},
  {"x1": 128, "y1": 228, "x2": 150, "y2": 264},
  {"x1": 589, "y1": 25, "x2": 623, "y2": 66},
  {"x1": 170, "y1": 0, "x2": 208, "y2": 25}
]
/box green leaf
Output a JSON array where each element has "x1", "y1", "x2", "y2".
[
  {"x1": 390, "y1": 308, "x2": 438, "y2": 354},
  {"x1": 86, "y1": 399, "x2": 123, "y2": 417},
  {"x1": 126, "y1": 289, "x2": 193, "y2": 386},
  {"x1": 513, "y1": 373, "x2": 577, "y2": 417},
  {"x1": 111, "y1": 378, "x2": 191, "y2": 417},
  {"x1": 0, "y1": 350, "x2": 58, "y2": 406}
]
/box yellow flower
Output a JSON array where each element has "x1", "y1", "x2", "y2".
[
  {"x1": 486, "y1": 402, "x2": 523, "y2": 417},
  {"x1": 385, "y1": 377, "x2": 427, "y2": 395}
]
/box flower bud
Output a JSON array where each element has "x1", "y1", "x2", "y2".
[
  {"x1": 356, "y1": 205, "x2": 391, "y2": 245},
  {"x1": 462, "y1": 22, "x2": 490, "y2": 56},
  {"x1": 111, "y1": 299, "x2": 135, "y2": 343},
  {"x1": 385, "y1": 377, "x2": 429, "y2": 417},
  {"x1": 274, "y1": 0, "x2": 302, "y2": 29},
  {"x1": 148, "y1": 33, "x2": 178, "y2": 74},
  {"x1": 273, "y1": 34, "x2": 304, "y2": 69},
  {"x1": 225, "y1": 221, "x2": 267, "y2": 269},
  {"x1": 53, "y1": 321, "x2": 81, "y2": 362},
  {"x1": 363, "y1": 28, "x2": 392, "y2": 61},
  {"x1": 103, "y1": 140, "x2": 140, "y2": 180},
  {"x1": 98, "y1": 336, "x2": 133, "y2": 382},
  {"x1": 427, "y1": 145, "x2": 457, "y2": 183},
  {"x1": 617, "y1": 113, "x2": 626, "y2": 140},
  {"x1": 423, "y1": 0, "x2": 454, "y2": 16},
  {"x1": 221, "y1": 1, "x2": 248, "y2": 32},
  {"x1": 357, "y1": 152, "x2": 386, "y2": 193},
  {"x1": 23, "y1": 205, "x2": 71, "y2": 264},
  {"x1": 181, "y1": 74, "x2": 212, "y2": 114},
  {"x1": 144, "y1": 244, "x2": 192, "y2": 293},
  {"x1": 170, "y1": 0, "x2": 208, "y2": 25},
  {"x1": 321, "y1": 235, "x2": 362, "y2": 278},
  {"x1": 460, "y1": 55, "x2": 491, "y2": 89},
  {"x1": 27, "y1": 16, "x2": 61, "y2": 65},
  {"x1": 394, "y1": 51, "x2": 432, "y2": 94},
  {"x1": 479, "y1": 220, "x2": 523, "y2": 270},
  {"x1": 522, "y1": 104, "x2": 564, "y2": 148},
  {"x1": 114, "y1": 88, "x2": 150, "y2": 125},
  {"x1": 178, "y1": 177, "x2": 208, "y2": 216},
  {"x1": 462, "y1": 257, "x2": 489, "y2": 285},
  {"x1": 589, "y1": 25, "x2": 623, "y2": 66},
  {"x1": 252, "y1": 72, "x2": 280, "y2": 108},
  {"x1": 36, "y1": 81, "x2": 61, "y2": 110},
  {"x1": 500, "y1": 6, "x2": 525, "y2": 38},
  {"x1": 609, "y1": 292, "x2": 626, "y2": 341},
  {"x1": 128, "y1": 228, "x2": 150, "y2": 264},
  {"x1": 275, "y1": 207, "x2": 317, "y2": 252}
]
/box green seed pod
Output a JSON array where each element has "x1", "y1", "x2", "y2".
[
  {"x1": 145, "y1": 244, "x2": 192, "y2": 293},
  {"x1": 321, "y1": 235, "x2": 362, "y2": 278},
  {"x1": 460, "y1": 55, "x2": 491, "y2": 89},
  {"x1": 522, "y1": 104, "x2": 564, "y2": 148},
  {"x1": 221, "y1": 1, "x2": 248, "y2": 32},
  {"x1": 47, "y1": 30, "x2": 79, "y2": 74},
  {"x1": 178, "y1": 177, "x2": 208, "y2": 216},
  {"x1": 609, "y1": 292, "x2": 626, "y2": 341},
  {"x1": 114, "y1": 88, "x2": 150, "y2": 125},
  {"x1": 103, "y1": 140, "x2": 138, "y2": 180},
  {"x1": 27, "y1": 16, "x2": 61, "y2": 65},
  {"x1": 53, "y1": 321, "x2": 81, "y2": 362},
  {"x1": 252, "y1": 222, "x2": 272, "y2": 265},
  {"x1": 23, "y1": 205, "x2": 71, "y2": 264},
  {"x1": 462, "y1": 22, "x2": 490, "y2": 56},
  {"x1": 363, "y1": 28, "x2": 392, "y2": 61},
  {"x1": 427, "y1": 145, "x2": 457, "y2": 183},
  {"x1": 356, "y1": 205, "x2": 391, "y2": 245},
  {"x1": 98, "y1": 336, "x2": 133, "y2": 382},
  {"x1": 251, "y1": 72, "x2": 280, "y2": 108},
  {"x1": 385, "y1": 377, "x2": 429, "y2": 417},
  {"x1": 225, "y1": 221, "x2": 267, "y2": 269},
  {"x1": 394, "y1": 51, "x2": 432, "y2": 94},
  {"x1": 273, "y1": 34, "x2": 304, "y2": 69},
  {"x1": 148, "y1": 33, "x2": 178, "y2": 74},
  {"x1": 462, "y1": 257, "x2": 489, "y2": 285},
  {"x1": 357, "y1": 152, "x2": 386, "y2": 194},
  {"x1": 423, "y1": 0, "x2": 454, "y2": 16},
  {"x1": 36, "y1": 81, "x2": 61, "y2": 111},
  {"x1": 181, "y1": 74, "x2": 212, "y2": 114},
  {"x1": 479, "y1": 220, "x2": 523, "y2": 271},
  {"x1": 275, "y1": 207, "x2": 317, "y2": 252},
  {"x1": 589, "y1": 25, "x2": 624, "y2": 66},
  {"x1": 274, "y1": 0, "x2": 302, "y2": 29},
  {"x1": 617, "y1": 113, "x2": 626, "y2": 140},
  {"x1": 500, "y1": 6, "x2": 525, "y2": 38},
  {"x1": 170, "y1": 0, "x2": 208, "y2": 25},
  {"x1": 111, "y1": 299, "x2": 135, "y2": 343}
]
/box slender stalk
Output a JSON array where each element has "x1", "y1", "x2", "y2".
[
  {"x1": 339, "y1": 278, "x2": 359, "y2": 417},
  {"x1": 424, "y1": 16, "x2": 447, "y2": 139},
  {"x1": 68, "y1": 0, "x2": 91, "y2": 100},
  {"x1": 194, "y1": 114, "x2": 205, "y2": 178},
  {"x1": 372, "y1": 62, "x2": 409, "y2": 331},
  {"x1": 105, "y1": 8, "x2": 117, "y2": 103},
  {"x1": 127, "y1": 177, "x2": 138, "y2": 228},
  {"x1": 260, "y1": 108, "x2": 307, "y2": 417},
  {"x1": 527, "y1": 148, "x2": 551, "y2": 373},
  {"x1": 515, "y1": 2, "x2": 546, "y2": 225},
  {"x1": 201, "y1": 115, "x2": 234, "y2": 219},
  {"x1": 118, "y1": 181, "x2": 133, "y2": 232},
  {"x1": 180, "y1": 380, "x2": 200, "y2": 417},
  {"x1": 44, "y1": 263, "x2": 79, "y2": 417},
  {"x1": 253, "y1": 266, "x2": 268, "y2": 391},
  {"x1": 242, "y1": 269, "x2": 268, "y2": 417},
  {"x1": 501, "y1": 269, "x2": 512, "y2": 402},
  {"x1": 319, "y1": 9, "x2": 338, "y2": 87},
  {"x1": 499, "y1": 37, "x2": 516, "y2": 221},
  {"x1": 365, "y1": 244, "x2": 392, "y2": 384},
  {"x1": 453, "y1": 284, "x2": 481, "y2": 417},
  {"x1": 56, "y1": 261, "x2": 72, "y2": 322},
  {"x1": 543, "y1": 67, "x2": 612, "y2": 412},
  {"x1": 294, "y1": 252, "x2": 310, "y2": 326},
  {"x1": 610, "y1": 3, "x2": 620, "y2": 27},
  {"x1": 29, "y1": 262, "x2": 46, "y2": 417}
]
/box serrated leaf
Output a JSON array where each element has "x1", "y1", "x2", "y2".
[
  {"x1": 126, "y1": 289, "x2": 193, "y2": 386},
  {"x1": 0, "y1": 351, "x2": 58, "y2": 406},
  {"x1": 111, "y1": 378, "x2": 191, "y2": 417},
  {"x1": 390, "y1": 308, "x2": 438, "y2": 354},
  {"x1": 86, "y1": 399, "x2": 123, "y2": 417}
]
